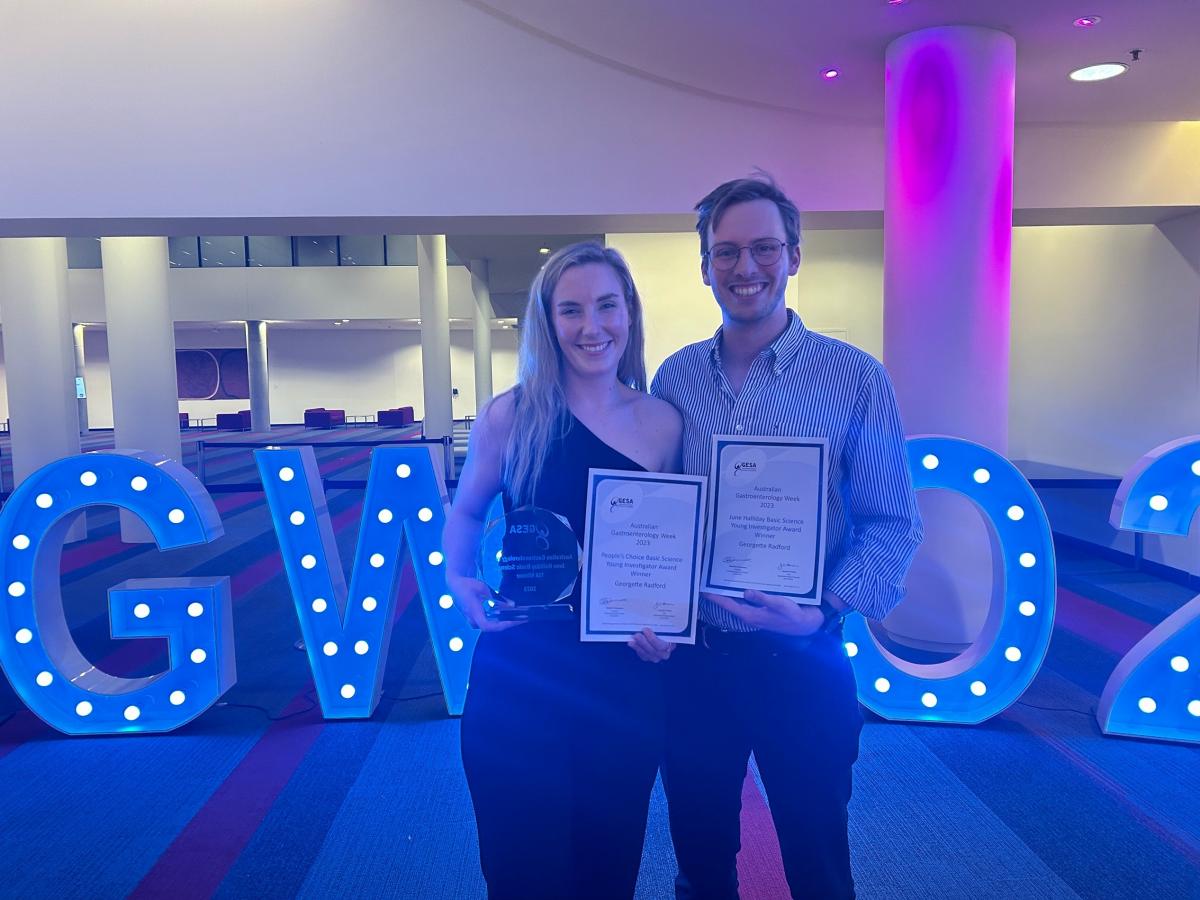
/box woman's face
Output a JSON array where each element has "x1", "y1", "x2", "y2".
[{"x1": 550, "y1": 262, "x2": 630, "y2": 379}]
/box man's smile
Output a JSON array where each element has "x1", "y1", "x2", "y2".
[{"x1": 730, "y1": 282, "x2": 768, "y2": 298}]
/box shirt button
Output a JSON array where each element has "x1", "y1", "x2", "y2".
[{"x1": 735, "y1": 424, "x2": 744, "y2": 433}]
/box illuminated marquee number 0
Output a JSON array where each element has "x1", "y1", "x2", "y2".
[
  {"x1": 842, "y1": 436, "x2": 1057, "y2": 724},
  {"x1": 844, "y1": 435, "x2": 1200, "y2": 745}
]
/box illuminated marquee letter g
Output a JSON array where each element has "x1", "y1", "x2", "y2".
[{"x1": 0, "y1": 451, "x2": 233, "y2": 735}]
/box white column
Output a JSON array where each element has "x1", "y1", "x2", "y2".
[
  {"x1": 469, "y1": 258, "x2": 494, "y2": 412},
  {"x1": 101, "y1": 237, "x2": 182, "y2": 543},
  {"x1": 246, "y1": 319, "x2": 271, "y2": 433},
  {"x1": 73, "y1": 323, "x2": 89, "y2": 434},
  {"x1": 417, "y1": 235, "x2": 453, "y2": 439},
  {"x1": 882, "y1": 26, "x2": 1016, "y2": 651},
  {"x1": 0, "y1": 239, "x2": 82, "y2": 494}
]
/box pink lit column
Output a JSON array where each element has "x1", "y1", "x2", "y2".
[{"x1": 882, "y1": 26, "x2": 1015, "y2": 650}]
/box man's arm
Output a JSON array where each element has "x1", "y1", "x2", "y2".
[{"x1": 822, "y1": 364, "x2": 923, "y2": 621}]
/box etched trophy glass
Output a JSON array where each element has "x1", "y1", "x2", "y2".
[{"x1": 478, "y1": 505, "x2": 582, "y2": 620}]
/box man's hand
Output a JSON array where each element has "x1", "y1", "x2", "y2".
[
  {"x1": 704, "y1": 589, "x2": 824, "y2": 636},
  {"x1": 446, "y1": 575, "x2": 525, "y2": 632},
  {"x1": 628, "y1": 627, "x2": 675, "y2": 663}
]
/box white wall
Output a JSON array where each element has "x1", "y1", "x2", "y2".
[
  {"x1": 450, "y1": 329, "x2": 520, "y2": 419},
  {"x1": 1008, "y1": 225, "x2": 1200, "y2": 475},
  {"x1": 608, "y1": 229, "x2": 885, "y2": 377},
  {"x1": 59, "y1": 324, "x2": 520, "y2": 430},
  {"x1": 1008, "y1": 224, "x2": 1200, "y2": 574},
  {"x1": 2, "y1": 4, "x2": 1198, "y2": 235},
  {"x1": 607, "y1": 233, "x2": 803, "y2": 378}
]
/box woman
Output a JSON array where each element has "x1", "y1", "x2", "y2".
[{"x1": 443, "y1": 242, "x2": 681, "y2": 899}]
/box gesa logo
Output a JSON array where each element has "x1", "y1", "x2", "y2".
[
  {"x1": 609, "y1": 496, "x2": 635, "y2": 510},
  {"x1": 508, "y1": 523, "x2": 549, "y2": 537},
  {"x1": 509, "y1": 522, "x2": 550, "y2": 550},
  {"x1": 733, "y1": 461, "x2": 757, "y2": 476}
]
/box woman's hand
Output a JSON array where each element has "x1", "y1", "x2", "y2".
[
  {"x1": 628, "y1": 627, "x2": 675, "y2": 663},
  {"x1": 447, "y1": 574, "x2": 524, "y2": 632}
]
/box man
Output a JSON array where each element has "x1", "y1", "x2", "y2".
[{"x1": 649, "y1": 176, "x2": 922, "y2": 899}]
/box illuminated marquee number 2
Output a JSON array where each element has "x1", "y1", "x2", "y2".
[
  {"x1": 842, "y1": 436, "x2": 1056, "y2": 723},
  {"x1": 256, "y1": 445, "x2": 475, "y2": 718},
  {"x1": 1101, "y1": 436, "x2": 1200, "y2": 743},
  {"x1": 0, "y1": 451, "x2": 233, "y2": 735}
]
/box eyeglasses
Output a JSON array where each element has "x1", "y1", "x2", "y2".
[{"x1": 704, "y1": 239, "x2": 789, "y2": 271}]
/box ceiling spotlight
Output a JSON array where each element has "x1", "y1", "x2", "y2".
[
  {"x1": 1069, "y1": 62, "x2": 1128, "y2": 82},
  {"x1": 821, "y1": 67, "x2": 840, "y2": 80},
  {"x1": 341, "y1": 318, "x2": 350, "y2": 323},
  {"x1": 1073, "y1": 15, "x2": 1101, "y2": 28},
  {"x1": 887, "y1": 0, "x2": 907, "y2": 5},
  {"x1": 332, "y1": 320, "x2": 343, "y2": 326},
  {"x1": 538, "y1": 247, "x2": 551, "y2": 255}
]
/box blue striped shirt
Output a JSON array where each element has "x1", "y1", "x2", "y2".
[{"x1": 651, "y1": 310, "x2": 922, "y2": 630}]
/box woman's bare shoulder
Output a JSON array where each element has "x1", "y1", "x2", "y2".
[
  {"x1": 478, "y1": 388, "x2": 519, "y2": 436},
  {"x1": 633, "y1": 391, "x2": 683, "y2": 433}
]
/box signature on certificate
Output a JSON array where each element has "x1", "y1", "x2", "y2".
[{"x1": 722, "y1": 556, "x2": 750, "y2": 576}]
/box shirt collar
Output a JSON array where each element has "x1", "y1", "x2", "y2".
[{"x1": 706, "y1": 309, "x2": 808, "y2": 376}]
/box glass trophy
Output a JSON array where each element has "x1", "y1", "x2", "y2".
[{"x1": 478, "y1": 505, "x2": 582, "y2": 621}]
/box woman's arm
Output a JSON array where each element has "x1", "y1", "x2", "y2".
[{"x1": 443, "y1": 391, "x2": 521, "y2": 631}]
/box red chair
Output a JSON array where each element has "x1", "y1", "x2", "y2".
[
  {"x1": 216, "y1": 409, "x2": 252, "y2": 431},
  {"x1": 304, "y1": 407, "x2": 346, "y2": 429},
  {"x1": 377, "y1": 406, "x2": 415, "y2": 428}
]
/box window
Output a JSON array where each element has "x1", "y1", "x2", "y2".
[
  {"x1": 339, "y1": 235, "x2": 385, "y2": 266},
  {"x1": 247, "y1": 236, "x2": 292, "y2": 267},
  {"x1": 200, "y1": 236, "x2": 246, "y2": 267},
  {"x1": 169, "y1": 237, "x2": 200, "y2": 268},
  {"x1": 295, "y1": 236, "x2": 338, "y2": 267}
]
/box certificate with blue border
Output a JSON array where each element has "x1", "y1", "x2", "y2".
[
  {"x1": 703, "y1": 435, "x2": 828, "y2": 604},
  {"x1": 580, "y1": 469, "x2": 707, "y2": 644}
]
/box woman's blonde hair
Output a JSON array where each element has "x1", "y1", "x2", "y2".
[{"x1": 503, "y1": 241, "x2": 647, "y2": 505}]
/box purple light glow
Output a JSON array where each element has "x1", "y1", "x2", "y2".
[
  {"x1": 1073, "y1": 15, "x2": 1101, "y2": 28},
  {"x1": 822, "y1": 67, "x2": 840, "y2": 80}
]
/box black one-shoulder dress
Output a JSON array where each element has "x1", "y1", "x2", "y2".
[{"x1": 460, "y1": 413, "x2": 665, "y2": 900}]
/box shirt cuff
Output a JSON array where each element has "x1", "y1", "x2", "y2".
[{"x1": 824, "y1": 555, "x2": 907, "y2": 621}]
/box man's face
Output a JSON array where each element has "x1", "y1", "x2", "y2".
[{"x1": 702, "y1": 198, "x2": 800, "y2": 326}]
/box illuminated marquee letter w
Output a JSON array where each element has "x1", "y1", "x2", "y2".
[{"x1": 256, "y1": 445, "x2": 476, "y2": 718}]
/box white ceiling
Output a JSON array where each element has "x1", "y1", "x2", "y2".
[{"x1": 471, "y1": 0, "x2": 1200, "y2": 124}]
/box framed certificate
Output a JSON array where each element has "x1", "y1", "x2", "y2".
[
  {"x1": 702, "y1": 435, "x2": 828, "y2": 604},
  {"x1": 580, "y1": 469, "x2": 707, "y2": 643}
]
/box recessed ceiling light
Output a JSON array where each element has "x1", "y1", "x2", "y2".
[
  {"x1": 821, "y1": 67, "x2": 840, "y2": 80},
  {"x1": 887, "y1": 0, "x2": 907, "y2": 5},
  {"x1": 1073, "y1": 15, "x2": 1101, "y2": 28},
  {"x1": 1069, "y1": 62, "x2": 1127, "y2": 82},
  {"x1": 538, "y1": 247, "x2": 551, "y2": 255},
  {"x1": 341, "y1": 319, "x2": 350, "y2": 323}
]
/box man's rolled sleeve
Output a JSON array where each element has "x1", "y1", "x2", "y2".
[{"x1": 827, "y1": 365, "x2": 923, "y2": 620}]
